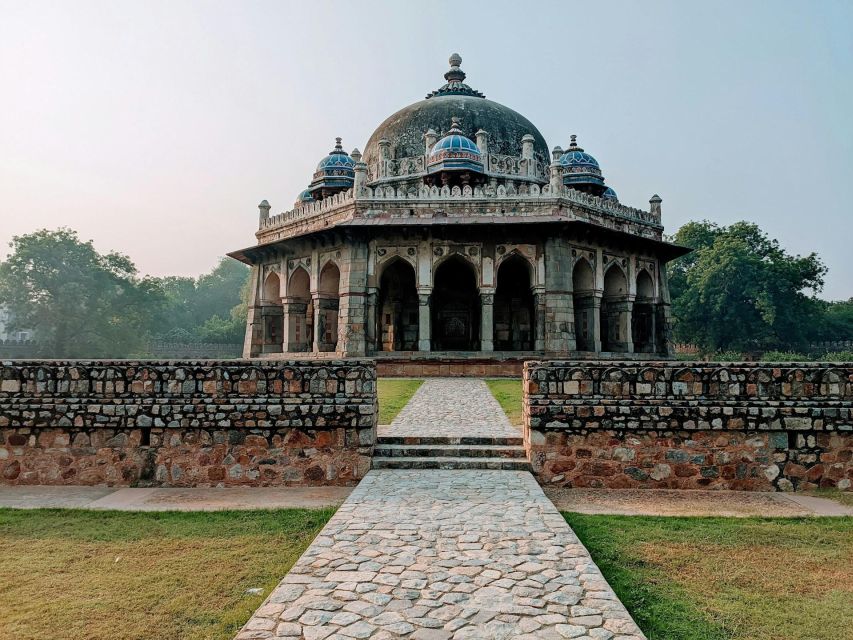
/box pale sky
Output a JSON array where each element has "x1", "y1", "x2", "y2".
[{"x1": 1, "y1": 1, "x2": 851, "y2": 298}]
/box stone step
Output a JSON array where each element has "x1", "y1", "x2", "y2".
[
  {"x1": 372, "y1": 456, "x2": 531, "y2": 471},
  {"x1": 374, "y1": 443, "x2": 527, "y2": 459},
  {"x1": 376, "y1": 435, "x2": 524, "y2": 446}
]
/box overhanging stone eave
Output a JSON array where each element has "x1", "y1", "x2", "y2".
[
  {"x1": 228, "y1": 220, "x2": 358, "y2": 265},
  {"x1": 561, "y1": 219, "x2": 692, "y2": 262}
]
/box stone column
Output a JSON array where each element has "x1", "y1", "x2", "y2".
[
  {"x1": 533, "y1": 289, "x2": 546, "y2": 351},
  {"x1": 480, "y1": 290, "x2": 495, "y2": 352},
  {"x1": 657, "y1": 263, "x2": 674, "y2": 357},
  {"x1": 543, "y1": 237, "x2": 575, "y2": 352},
  {"x1": 311, "y1": 293, "x2": 321, "y2": 353},
  {"x1": 365, "y1": 288, "x2": 378, "y2": 354},
  {"x1": 592, "y1": 293, "x2": 603, "y2": 353},
  {"x1": 417, "y1": 289, "x2": 431, "y2": 352},
  {"x1": 242, "y1": 265, "x2": 263, "y2": 358},
  {"x1": 624, "y1": 296, "x2": 635, "y2": 354},
  {"x1": 283, "y1": 299, "x2": 309, "y2": 352}
]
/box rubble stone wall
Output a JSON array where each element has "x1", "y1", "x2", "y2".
[
  {"x1": 0, "y1": 359, "x2": 376, "y2": 487},
  {"x1": 523, "y1": 361, "x2": 853, "y2": 491}
]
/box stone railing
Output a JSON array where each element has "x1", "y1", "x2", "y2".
[
  {"x1": 260, "y1": 189, "x2": 356, "y2": 230},
  {"x1": 258, "y1": 182, "x2": 662, "y2": 236},
  {"x1": 0, "y1": 359, "x2": 376, "y2": 487},
  {"x1": 523, "y1": 361, "x2": 852, "y2": 491}
]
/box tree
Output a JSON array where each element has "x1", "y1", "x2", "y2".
[
  {"x1": 147, "y1": 258, "x2": 250, "y2": 341},
  {"x1": 0, "y1": 228, "x2": 164, "y2": 357},
  {"x1": 668, "y1": 221, "x2": 826, "y2": 352}
]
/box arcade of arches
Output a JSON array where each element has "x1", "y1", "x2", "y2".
[{"x1": 257, "y1": 250, "x2": 664, "y2": 356}]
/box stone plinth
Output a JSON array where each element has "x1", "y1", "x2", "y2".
[{"x1": 523, "y1": 361, "x2": 853, "y2": 491}]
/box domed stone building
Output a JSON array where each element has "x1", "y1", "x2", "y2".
[{"x1": 230, "y1": 54, "x2": 688, "y2": 368}]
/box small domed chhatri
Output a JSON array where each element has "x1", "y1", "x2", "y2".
[
  {"x1": 560, "y1": 135, "x2": 606, "y2": 196},
  {"x1": 427, "y1": 117, "x2": 484, "y2": 183},
  {"x1": 308, "y1": 138, "x2": 356, "y2": 199},
  {"x1": 230, "y1": 53, "x2": 689, "y2": 364}
]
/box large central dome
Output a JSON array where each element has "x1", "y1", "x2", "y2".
[{"x1": 363, "y1": 54, "x2": 549, "y2": 166}]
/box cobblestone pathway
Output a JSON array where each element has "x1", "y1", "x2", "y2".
[
  {"x1": 378, "y1": 378, "x2": 519, "y2": 439},
  {"x1": 237, "y1": 470, "x2": 645, "y2": 640}
]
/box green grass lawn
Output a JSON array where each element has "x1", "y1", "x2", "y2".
[
  {"x1": 0, "y1": 508, "x2": 333, "y2": 640},
  {"x1": 377, "y1": 378, "x2": 423, "y2": 424},
  {"x1": 564, "y1": 513, "x2": 853, "y2": 640},
  {"x1": 485, "y1": 378, "x2": 523, "y2": 426}
]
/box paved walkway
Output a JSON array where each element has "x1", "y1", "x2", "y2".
[
  {"x1": 0, "y1": 486, "x2": 352, "y2": 511},
  {"x1": 378, "y1": 378, "x2": 519, "y2": 439},
  {"x1": 237, "y1": 470, "x2": 645, "y2": 640}
]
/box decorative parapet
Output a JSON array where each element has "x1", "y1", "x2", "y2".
[
  {"x1": 259, "y1": 189, "x2": 356, "y2": 231},
  {"x1": 257, "y1": 182, "x2": 662, "y2": 239}
]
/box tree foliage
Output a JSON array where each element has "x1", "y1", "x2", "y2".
[
  {"x1": 0, "y1": 230, "x2": 251, "y2": 356},
  {"x1": 147, "y1": 258, "x2": 250, "y2": 342},
  {"x1": 0, "y1": 228, "x2": 163, "y2": 357},
  {"x1": 668, "y1": 221, "x2": 827, "y2": 352}
]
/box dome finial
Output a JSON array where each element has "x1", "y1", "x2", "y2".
[
  {"x1": 569, "y1": 134, "x2": 578, "y2": 149},
  {"x1": 426, "y1": 52, "x2": 484, "y2": 99},
  {"x1": 445, "y1": 53, "x2": 466, "y2": 83},
  {"x1": 334, "y1": 137, "x2": 343, "y2": 151},
  {"x1": 448, "y1": 116, "x2": 463, "y2": 134}
]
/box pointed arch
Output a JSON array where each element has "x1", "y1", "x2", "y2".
[
  {"x1": 572, "y1": 257, "x2": 596, "y2": 351},
  {"x1": 317, "y1": 262, "x2": 341, "y2": 352},
  {"x1": 432, "y1": 254, "x2": 480, "y2": 351},
  {"x1": 601, "y1": 263, "x2": 629, "y2": 352},
  {"x1": 284, "y1": 266, "x2": 312, "y2": 352},
  {"x1": 494, "y1": 253, "x2": 534, "y2": 350},
  {"x1": 377, "y1": 257, "x2": 418, "y2": 351},
  {"x1": 262, "y1": 270, "x2": 281, "y2": 302},
  {"x1": 633, "y1": 268, "x2": 657, "y2": 353},
  {"x1": 288, "y1": 267, "x2": 310, "y2": 300}
]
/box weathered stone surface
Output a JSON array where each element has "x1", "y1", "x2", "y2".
[
  {"x1": 0, "y1": 360, "x2": 376, "y2": 487},
  {"x1": 524, "y1": 361, "x2": 853, "y2": 491},
  {"x1": 236, "y1": 470, "x2": 645, "y2": 639}
]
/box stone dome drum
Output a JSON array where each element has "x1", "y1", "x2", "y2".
[{"x1": 363, "y1": 55, "x2": 549, "y2": 166}]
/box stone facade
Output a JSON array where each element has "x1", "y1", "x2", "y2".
[
  {"x1": 0, "y1": 360, "x2": 376, "y2": 487},
  {"x1": 523, "y1": 361, "x2": 853, "y2": 491},
  {"x1": 230, "y1": 55, "x2": 688, "y2": 363}
]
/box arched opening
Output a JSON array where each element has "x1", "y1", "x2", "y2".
[
  {"x1": 431, "y1": 255, "x2": 479, "y2": 351},
  {"x1": 317, "y1": 262, "x2": 341, "y2": 352},
  {"x1": 632, "y1": 269, "x2": 656, "y2": 353},
  {"x1": 377, "y1": 259, "x2": 418, "y2": 351},
  {"x1": 263, "y1": 271, "x2": 281, "y2": 302},
  {"x1": 286, "y1": 267, "x2": 311, "y2": 352},
  {"x1": 261, "y1": 272, "x2": 283, "y2": 351},
  {"x1": 601, "y1": 264, "x2": 628, "y2": 352},
  {"x1": 494, "y1": 255, "x2": 534, "y2": 350},
  {"x1": 572, "y1": 259, "x2": 596, "y2": 351}
]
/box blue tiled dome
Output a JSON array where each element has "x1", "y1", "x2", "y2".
[
  {"x1": 296, "y1": 188, "x2": 314, "y2": 205},
  {"x1": 309, "y1": 138, "x2": 355, "y2": 195},
  {"x1": 559, "y1": 149, "x2": 600, "y2": 169},
  {"x1": 427, "y1": 117, "x2": 484, "y2": 174},
  {"x1": 602, "y1": 186, "x2": 618, "y2": 201},
  {"x1": 314, "y1": 138, "x2": 355, "y2": 175},
  {"x1": 560, "y1": 135, "x2": 606, "y2": 191}
]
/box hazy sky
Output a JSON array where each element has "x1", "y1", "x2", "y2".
[{"x1": 1, "y1": 1, "x2": 851, "y2": 298}]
